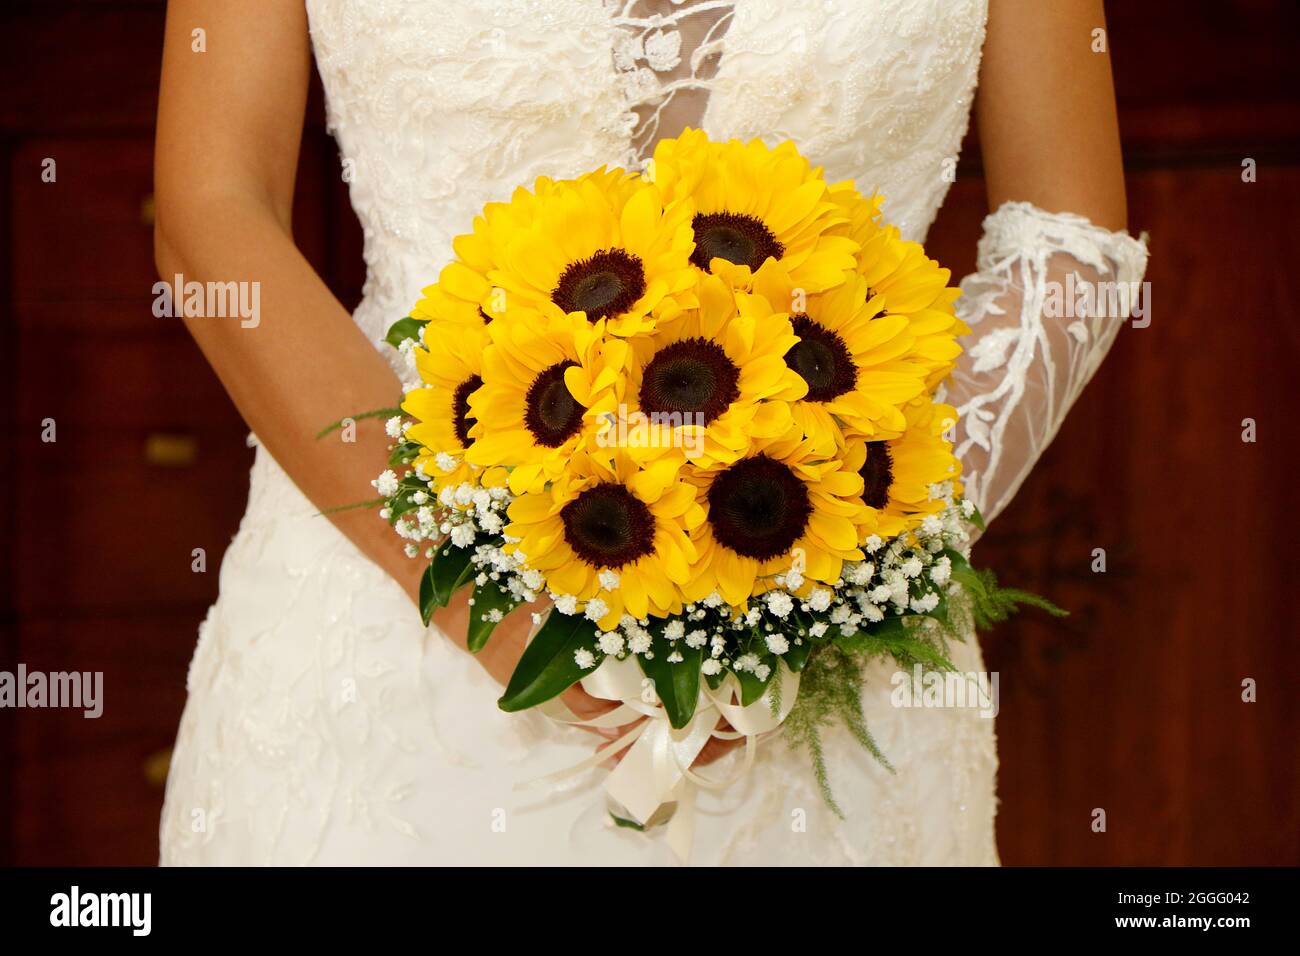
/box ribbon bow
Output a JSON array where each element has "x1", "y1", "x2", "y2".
[{"x1": 528, "y1": 654, "x2": 800, "y2": 862}]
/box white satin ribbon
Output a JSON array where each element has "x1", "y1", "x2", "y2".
[{"x1": 524, "y1": 653, "x2": 801, "y2": 863}]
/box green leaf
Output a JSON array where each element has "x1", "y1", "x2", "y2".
[
  {"x1": 385, "y1": 316, "x2": 429, "y2": 349},
  {"x1": 922, "y1": 589, "x2": 950, "y2": 626},
  {"x1": 498, "y1": 611, "x2": 602, "y2": 712},
  {"x1": 876, "y1": 635, "x2": 957, "y2": 671},
  {"x1": 967, "y1": 503, "x2": 987, "y2": 532},
  {"x1": 386, "y1": 474, "x2": 433, "y2": 524},
  {"x1": 942, "y1": 547, "x2": 1068, "y2": 628},
  {"x1": 466, "y1": 578, "x2": 521, "y2": 653},
  {"x1": 418, "y1": 564, "x2": 439, "y2": 626},
  {"x1": 944, "y1": 548, "x2": 981, "y2": 590},
  {"x1": 782, "y1": 637, "x2": 814, "y2": 673},
  {"x1": 831, "y1": 613, "x2": 956, "y2": 671},
  {"x1": 780, "y1": 609, "x2": 818, "y2": 673},
  {"x1": 419, "y1": 540, "x2": 476, "y2": 625},
  {"x1": 736, "y1": 655, "x2": 776, "y2": 706},
  {"x1": 638, "y1": 623, "x2": 703, "y2": 729},
  {"x1": 388, "y1": 440, "x2": 422, "y2": 468},
  {"x1": 839, "y1": 614, "x2": 908, "y2": 646}
]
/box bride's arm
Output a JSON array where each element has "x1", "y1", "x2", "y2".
[
  {"x1": 942, "y1": 0, "x2": 1149, "y2": 525},
  {"x1": 154, "y1": 0, "x2": 418, "y2": 592},
  {"x1": 153, "y1": 0, "x2": 538, "y2": 683}
]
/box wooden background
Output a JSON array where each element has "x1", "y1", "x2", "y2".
[{"x1": 1, "y1": 1, "x2": 1296, "y2": 865}]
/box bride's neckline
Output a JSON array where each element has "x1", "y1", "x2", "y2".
[{"x1": 608, "y1": 0, "x2": 737, "y2": 165}]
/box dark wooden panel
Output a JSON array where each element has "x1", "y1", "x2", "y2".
[
  {"x1": 13, "y1": 430, "x2": 253, "y2": 616},
  {"x1": 1109, "y1": 0, "x2": 1300, "y2": 111},
  {"x1": 0, "y1": 3, "x2": 167, "y2": 135},
  {"x1": 10, "y1": 137, "x2": 156, "y2": 304},
  {"x1": 1108, "y1": 0, "x2": 1300, "y2": 159},
  {"x1": 12, "y1": 613, "x2": 198, "y2": 866},
  {"x1": 15, "y1": 313, "x2": 246, "y2": 431},
  {"x1": 0, "y1": 1, "x2": 328, "y2": 136},
  {"x1": 10, "y1": 135, "x2": 331, "y2": 307},
  {"x1": 970, "y1": 166, "x2": 1300, "y2": 865}
]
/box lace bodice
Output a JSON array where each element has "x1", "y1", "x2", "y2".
[{"x1": 305, "y1": 0, "x2": 990, "y2": 349}]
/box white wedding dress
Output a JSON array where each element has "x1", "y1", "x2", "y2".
[{"x1": 160, "y1": 0, "x2": 1147, "y2": 865}]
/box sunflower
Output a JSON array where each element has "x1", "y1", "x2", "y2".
[
  {"x1": 842, "y1": 399, "x2": 963, "y2": 538},
  {"x1": 465, "y1": 307, "x2": 627, "y2": 495},
  {"x1": 432, "y1": 168, "x2": 697, "y2": 338},
  {"x1": 649, "y1": 129, "x2": 858, "y2": 293},
  {"x1": 411, "y1": 277, "x2": 498, "y2": 329},
  {"x1": 505, "y1": 447, "x2": 703, "y2": 630},
  {"x1": 747, "y1": 260, "x2": 928, "y2": 450},
  {"x1": 401, "y1": 318, "x2": 506, "y2": 499},
  {"x1": 831, "y1": 184, "x2": 968, "y2": 389},
  {"x1": 684, "y1": 425, "x2": 872, "y2": 608},
  {"x1": 428, "y1": 168, "x2": 632, "y2": 326},
  {"x1": 613, "y1": 272, "x2": 808, "y2": 468}
]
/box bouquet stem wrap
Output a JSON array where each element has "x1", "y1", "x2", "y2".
[{"x1": 530, "y1": 652, "x2": 800, "y2": 862}]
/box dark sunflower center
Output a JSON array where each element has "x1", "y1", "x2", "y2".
[
  {"x1": 639, "y1": 337, "x2": 741, "y2": 425},
  {"x1": 452, "y1": 374, "x2": 482, "y2": 447},
  {"x1": 524, "y1": 360, "x2": 584, "y2": 448},
  {"x1": 707, "y1": 454, "x2": 812, "y2": 560},
  {"x1": 858, "y1": 441, "x2": 893, "y2": 510},
  {"x1": 478, "y1": 307, "x2": 493, "y2": 325},
  {"x1": 561, "y1": 483, "x2": 657, "y2": 569},
  {"x1": 551, "y1": 248, "x2": 647, "y2": 321},
  {"x1": 785, "y1": 313, "x2": 858, "y2": 402},
  {"x1": 690, "y1": 212, "x2": 784, "y2": 272}
]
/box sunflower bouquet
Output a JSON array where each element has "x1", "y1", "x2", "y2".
[{"x1": 368, "y1": 130, "x2": 1057, "y2": 843}]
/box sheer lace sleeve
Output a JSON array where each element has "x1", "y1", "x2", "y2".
[{"x1": 940, "y1": 201, "x2": 1149, "y2": 526}]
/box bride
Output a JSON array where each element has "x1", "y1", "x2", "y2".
[{"x1": 154, "y1": 0, "x2": 1146, "y2": 865}]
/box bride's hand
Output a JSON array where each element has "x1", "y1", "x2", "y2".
[
  {"x1": 692, "y1": 725, "x2": 743, "y2": 767},
  {"x1": 593, "y1": 716, "x2": 745, "y2": 769},
  {"x1": 426, "y1": 586, "x2": 621, "y2": 730},
  {"x1": 420, "y1": 577, "x2": 742, "y2": 766}
]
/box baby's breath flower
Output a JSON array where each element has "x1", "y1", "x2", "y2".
[
  {"x1": 373, "y1": 470, "x2": 399, "y2": 497},
  {"x1": 910, "y1": 592, "x2": 940, "y2": 614},
  {"x1": 807, "y1": 588, "x2": 833, "y2": 612},
  {"x1": 765, "y1": 592, "x2": 794, "y2": 618},
  {"x1": 930, "y1": 556, "x2": 952, "y2": 585}
]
